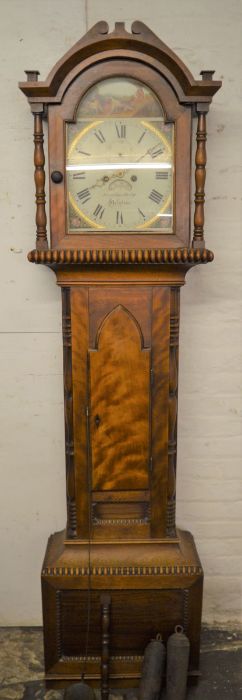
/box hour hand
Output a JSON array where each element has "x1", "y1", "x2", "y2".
[{"x1": 90, "y1": 174, "x2": 109, "y2": 189}]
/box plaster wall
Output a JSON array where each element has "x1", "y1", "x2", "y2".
[{"x1": 0, "y1": 0, "x2": 241, "y2": 625}]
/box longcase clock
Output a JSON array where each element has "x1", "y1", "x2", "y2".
[{"x1": 19, "y1": 21, "x2": 221, "y2": 690}]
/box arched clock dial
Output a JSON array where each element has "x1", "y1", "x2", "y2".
[{"x1": 66, "y1": 117, "x2": 174, "y2": 233}]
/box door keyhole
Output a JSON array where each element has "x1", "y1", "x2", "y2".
[{"x1": 95, "y1": 414, "x2": 101, "y2": 428}]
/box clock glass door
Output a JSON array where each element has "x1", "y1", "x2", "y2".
[{"x1": 66, "y1": 77, "x2": 174, "y2": 233}]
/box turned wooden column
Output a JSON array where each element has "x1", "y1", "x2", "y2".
[
  {"x1": 24, "y1": 71, "x2": 48, "y2": 250},
  {"x1": 62, "y1": 288, "x2": 77, "y2": 538},
  {"x1": 192, "y1": 111, "x2": 207, "y2": 249},
  {"x1": 167, "y1": 287, "x2": 179, "y2": 536},
  {"x1": 33, "y1": 111, "x2": 48, "y2": 250},
  {"x1": 101, "y1": 594, "x2": 111, "y2": 700}
]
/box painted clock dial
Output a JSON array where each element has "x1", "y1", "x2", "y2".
[{"x1": 66, "y1": 78, "x2": 174, "y2": 233}]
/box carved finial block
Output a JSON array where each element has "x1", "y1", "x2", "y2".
[
  {"x1": 114, "y1": 22, "x2": 126, "y2": 32},
  {"x1": 25, "y1": 70, "x2": 39, "y2": 82},
  {"x1": 200, "y1": 70, "x2": 215, "y2": 81},
  {"x1": 131, "y1": 21, "x2": 143, "y2": 34},
  {"x1": 97, "y1": 21, "x2": 109, "y2": 35}
]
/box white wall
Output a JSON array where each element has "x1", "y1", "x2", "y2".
[{"x1": 0, "y1": 0, "x2": 241, "y2": 625}]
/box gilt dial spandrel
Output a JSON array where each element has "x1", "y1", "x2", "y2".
[{"x1": 66, "y1": 78, "x2": 174, "y2": 233}]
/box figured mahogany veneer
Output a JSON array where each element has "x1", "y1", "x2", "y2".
[{"x1": 89, "y1": 305, "x2": 150, "y2": 493}]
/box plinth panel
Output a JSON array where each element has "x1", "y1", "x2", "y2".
[{"x1": 60, "y1": 588, "x2": 183, "y2": 656}]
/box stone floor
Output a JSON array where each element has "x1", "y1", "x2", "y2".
[{"x1": 0, "y1": 627, "x2": 241, "y2": 699}]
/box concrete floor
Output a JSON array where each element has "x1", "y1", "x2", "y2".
[{"x1": 0, "y1": 627, "x2": 241, "y2": 699}]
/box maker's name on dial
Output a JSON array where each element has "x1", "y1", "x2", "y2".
[{"x1": 107, "y1": 198, "x2": 133, "y2": 206}]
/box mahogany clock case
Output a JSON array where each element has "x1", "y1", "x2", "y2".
[{"x1": 19, "y1": 20, "x2": 221, "y2": 689}]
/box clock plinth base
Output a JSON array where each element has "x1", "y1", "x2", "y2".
[{"x1": 41, "y1": 528, "x2": 203, "y2": 688}]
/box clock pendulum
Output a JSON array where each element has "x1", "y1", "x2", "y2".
[{"x1": 19, "y1": 21, "x2": 221, "y2": 691}]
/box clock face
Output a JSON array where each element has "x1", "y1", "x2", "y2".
[{"x1": 66, "y1": 79, "x2": 174, "y2": 233}]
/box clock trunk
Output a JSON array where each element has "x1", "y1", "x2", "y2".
[{"x1": 41, "y1": 278, "x2": 203, "y2": 686}]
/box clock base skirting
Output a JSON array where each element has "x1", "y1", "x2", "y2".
[{"x1": 41, "y1": 528, "x2": 203, "y2": 688}]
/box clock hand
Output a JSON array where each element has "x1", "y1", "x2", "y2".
[
  {"x1": 89, "y1": 170, "x2": 126, "y2": 189},
  {"x1": 136, "y1": 143, "x2": 164, "y2": 163},
  {"x1": 89, "y1": 175, "x2": 109, "y2": 189},
  {"x1": 136, "y1": 148, "x2": 152, "y2": 163}
]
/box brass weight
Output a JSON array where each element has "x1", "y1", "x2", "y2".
[
  {"x1": 139, "y1": 633, "x2": 166, "y2": 700},
  {"x1": 166, "y1": 625, "x2": 190, "y2": 700},
  {"x1": 64, "y1": 681, "x2": 95, "y2": 700}
]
